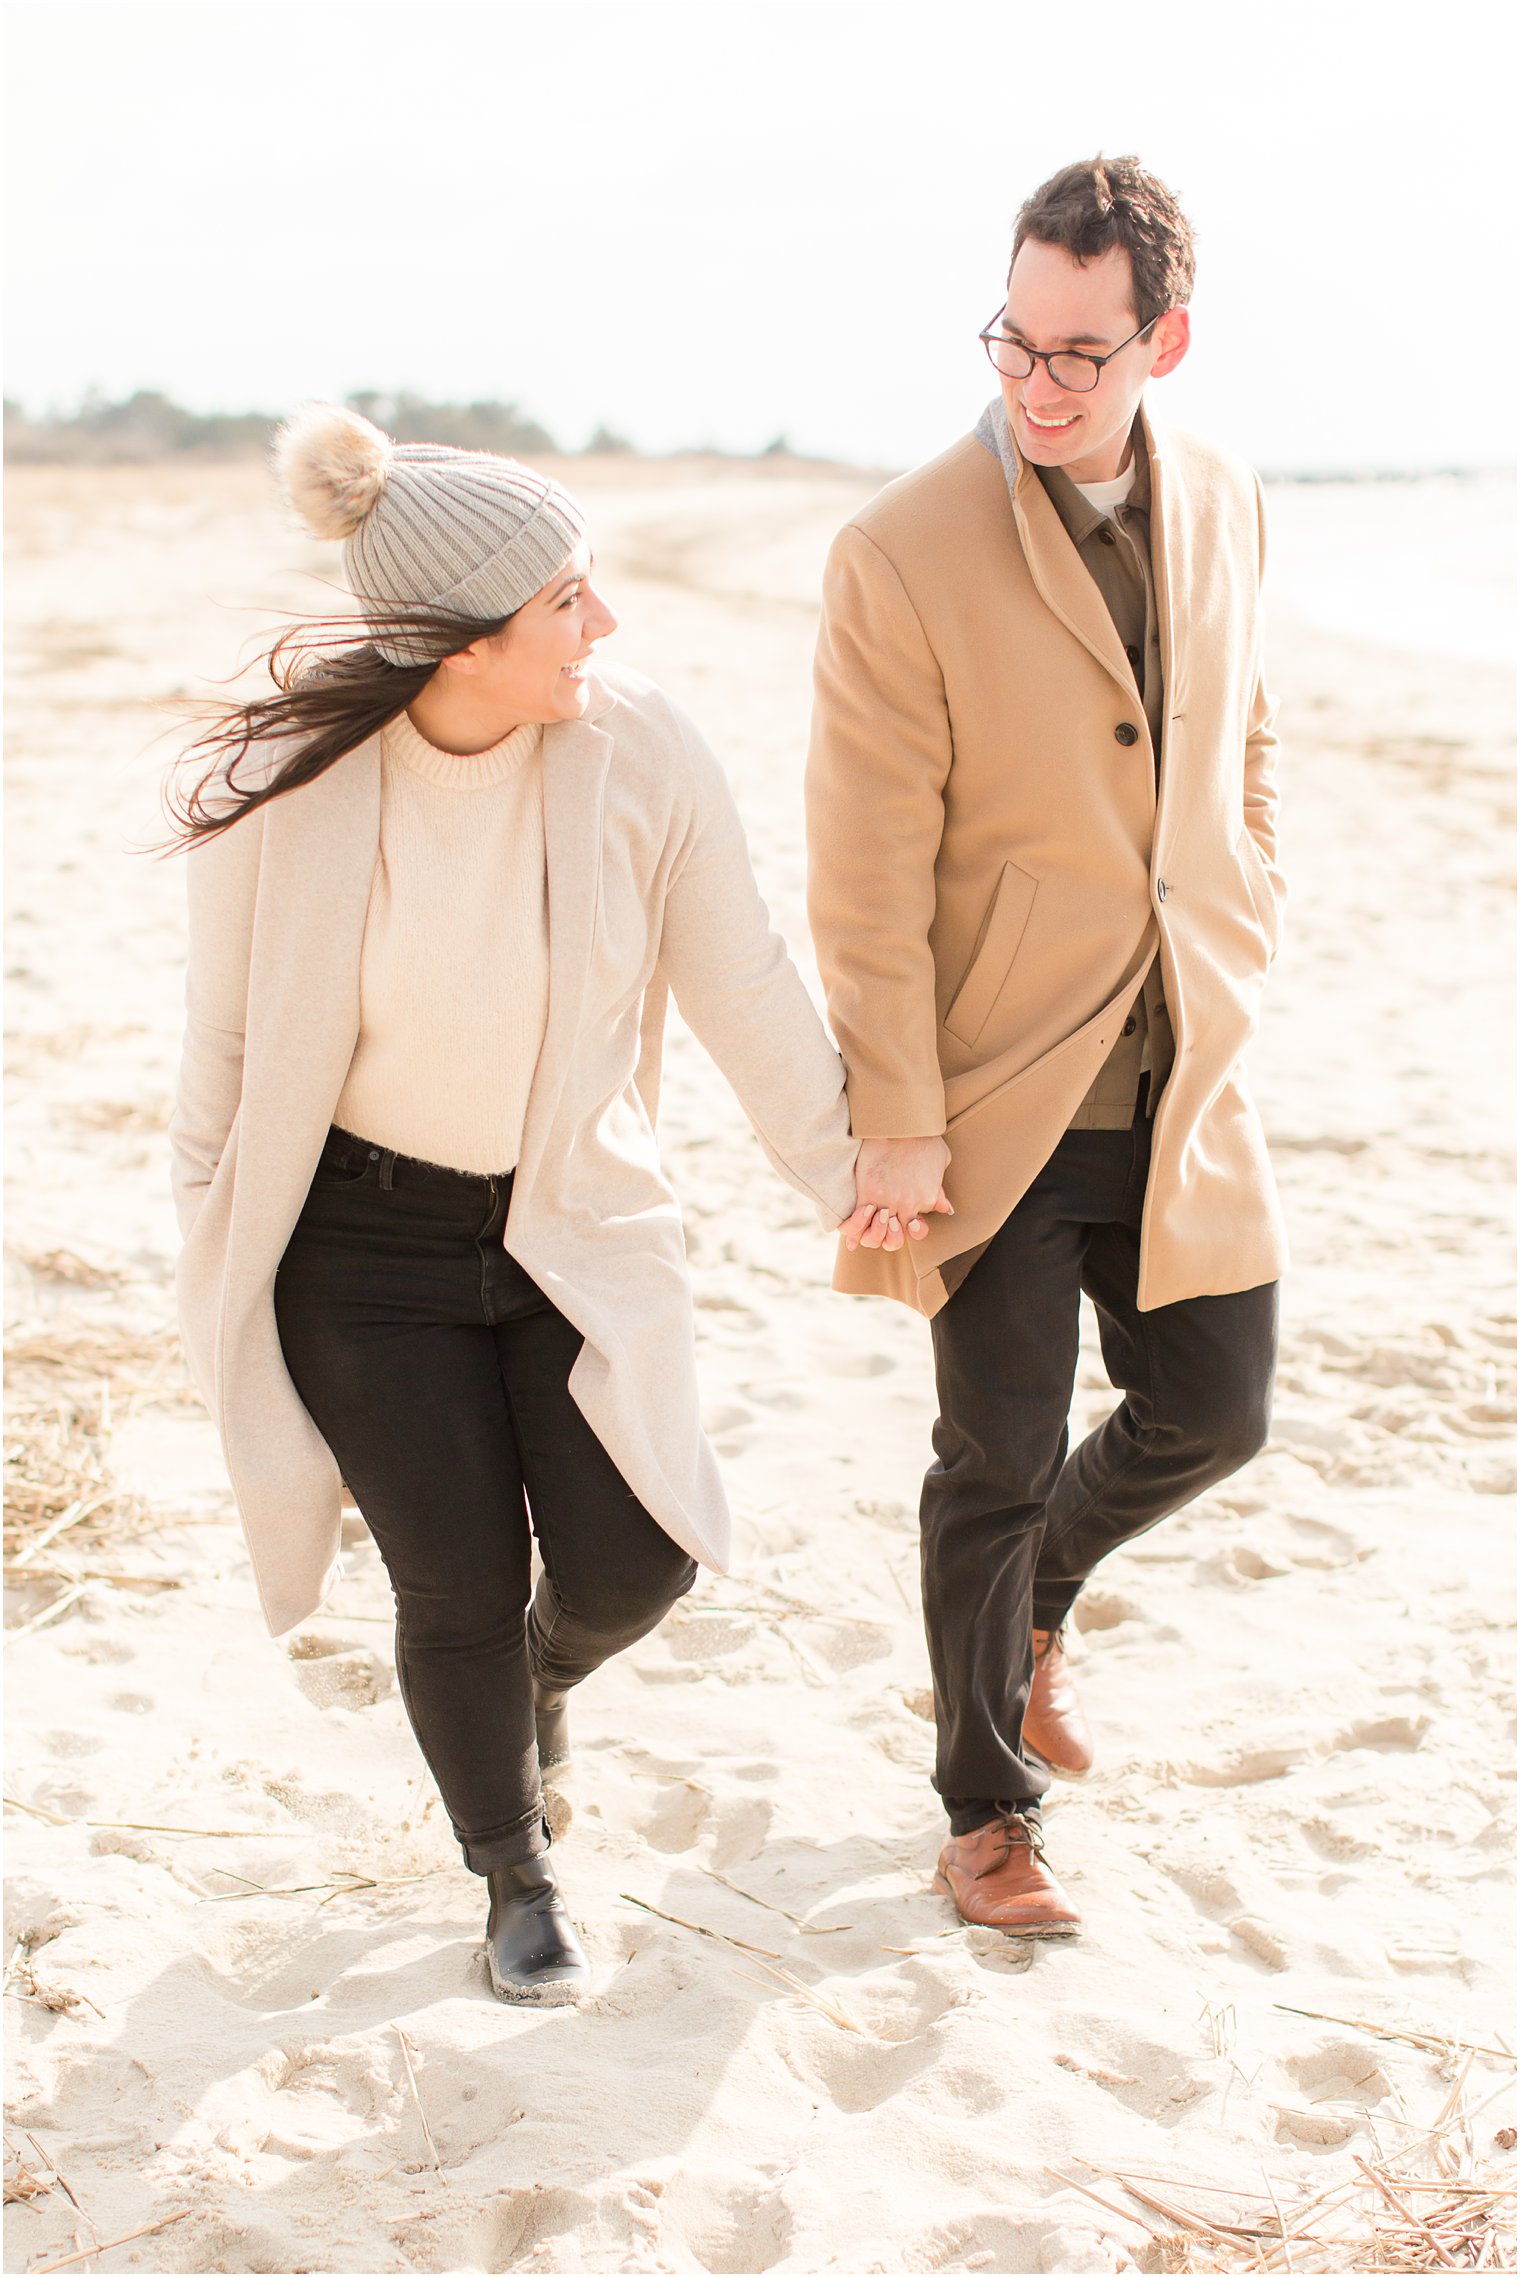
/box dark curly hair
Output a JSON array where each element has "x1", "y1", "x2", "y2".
[{"x1": 1011, "y1": 155, "x2": 1196, "y2": 325}]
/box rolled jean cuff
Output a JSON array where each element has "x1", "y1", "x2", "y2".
[
  {"x1": 458, "y1": 1802, "x2": 550, "y2": 1877},
  {"x1": 1031, "y1": 1581, "x2": 1085, "y2": 1631}
]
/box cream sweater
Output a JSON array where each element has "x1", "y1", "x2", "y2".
[{"x1": 333, "y1": 710, "x2": 548, "y2": 1173}]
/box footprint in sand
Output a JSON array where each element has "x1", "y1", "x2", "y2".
[
  {"x1": 637, "y1": 1777, "x2": 713, "y2": 1854},
  {"x1": 773, "y1": 1973, "x2": 956, "y2": 2115},
  {"x1": 849, "y1": 1697, "x2": 935, "y2": 1769},
  {"x1": 14, "y1": 2046, "x2": 152, "y2": 2132},
  {"x1": 1229, "y1": 1917, "x2": 1291, "y2": 1971},
  {"x1": 33, "y1": 1727, "x2": 105, "y2": 1759},
  {"x1": 818, "y1": 1348, "x2": 896, "y2": 1378},
  {"x1": 261, "y1": 1773, "x2": 377, "y2": 1835},
  {"x1": 1145, "y1": 1834, "x2": 1291, "y2": 1972},
  {"x1": 707, "y1": 1796, "x2": 774, "y2": 1869},
  {"x1": 579, "y1": 1941, "x2": 691, "y2": 2023},
  {"x1": 1283, "y1": 1515, "x2": 1369, "y2": 1568},
  {"x1": 1211, "y1": 1542, "x2": 1291, "y2": 1582},
  {"x1": 664, "y1": 1610, "x2": 761, "y2": 1663},
  {"x1": 1329, "y1": 1711, "x2": 1431, "y2": 1754},
  {"x1": 1175, "y1": 1739, "x2": 1319, "y2": 1786},
  {"x1": 794, "y1": 1615, "x2": 894, "y2": 1673},
  {"x1": 1071, "y1": 1588, "x2": 1144, "y2": 1632},
  {"x1": 286, "y1": 1631, "x2": 394, "y2": 1710},
  {"x1": 250, "y1": 2040, "x2": 398, "y2": 2159},
  {"x1": 469, "y1": 2183, "x2": 614, "y2": 2273},
  {"x1": 903, "y1": 2209, "x2": 1138, "y2": 2276},
  {"x1": 88, "y1": 1827, "x2": 159, "y2": 1862},
  {"x1": 703, "y1": 1403, "x2": 754, "y2": 1433},
  {"x1": 739, "y1": 1381, "x2": 809, "y2": 1413},
  {"x1": 201, "y1": 1918, "x2": 353, "y2": 2012},
  {"x1": 1386, "y1": 1932, "x2": 1469, "y2": 1976},
  {"x1": 1050, "y1": 2025, "x2": 1211, "y2": 2121},
  {"x1": 694, "y1": 1290, "x2": 766, "y2": 1333},
  {"x1": 1301, "y1": 1814, "x2": 1380, "y2": 1861},
  {"x1": 633, "y1": 1777, "x2": 772, "y2": 1867},
  {"x1": 1285, "y1": 2040, "x2": 1393, "y2": 2103},
  {"x1": 1275, "y1": 2105, "x2": 1362, "y2": 2147},
  {"x1": 659, "y1": 2164, "x2": 795, "y2": 2276},
  {"x1": 58, "y1": 1634, "x2": 135, "y2": 1666},
  {"x1": 702, "y1": 1401, "x2": 755, "y2": 1453}
]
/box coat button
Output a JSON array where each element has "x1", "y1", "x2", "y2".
[
  {"x1": 1122, "y1": 1016, "x2": 1137, "y2": 1036},
  {"x1": 1114, "y1": 721, "x2": 1139, "y2": 746},
  {"x1": 1156, "y1": 878, "x2": 1170, "y2": 902},
  {"x1": 1097, "y1": 525, "x2": 1117, "y2": 546}
]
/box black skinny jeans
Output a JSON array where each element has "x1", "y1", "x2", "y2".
[
  {"x1": 921, "y1": 1108, "x2": 1279, "y2": 1835},
  {"x1": 274, "y1": 1128, "x2": 697, "y2": 1874}
]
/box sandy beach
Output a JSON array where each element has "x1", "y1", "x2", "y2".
[{"x1": 5, "y1": 455, "x2": 1514, "y2": 2273}]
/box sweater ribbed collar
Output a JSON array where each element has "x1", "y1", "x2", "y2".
[{"x1": 382, "y1": 709, "x2": 544, "y2": 790}]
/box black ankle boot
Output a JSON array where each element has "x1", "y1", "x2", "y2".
[
  {"x1": 533, "y1": 1679, "x2": 571, "y2": 1775},
  {"x1": 484, "y1": 1857, "x2": 589, "y2": 2005}
]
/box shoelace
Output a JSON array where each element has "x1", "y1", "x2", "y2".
[{"x1": 974, "y1": 1811, "x2": 1047, "y2": 1876}]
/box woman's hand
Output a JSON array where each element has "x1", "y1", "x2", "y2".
[
  {"x1": 839, "y1": 1196, "x2": 910, "y2": 1251},
  {"x1": 839, "y1": 1135, "x2": 954, "y2": 1253}
]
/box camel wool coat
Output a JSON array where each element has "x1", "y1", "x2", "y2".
[
  {"x1": 171, "y1": 667, "x2": 859, "y2": 1638},
  {"x1": 806, "y1": 404, "x2": 1288, "y2": 1317}
]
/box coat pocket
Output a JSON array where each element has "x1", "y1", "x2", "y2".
[
  {"x1": 943, "y1": 861, "x2": 1040, "y2": 1049},
  {"x1": 1235, "y1": 823, "x2": 1280, "y2": 952}
]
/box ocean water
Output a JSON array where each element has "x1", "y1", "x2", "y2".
[{"x1": 1261, "y1": 471, "x2": 1514, "y2": 666}]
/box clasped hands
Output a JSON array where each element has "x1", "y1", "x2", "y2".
[{"x1": 836, "y1": 1134, "x2": 954, "y2": 1254}]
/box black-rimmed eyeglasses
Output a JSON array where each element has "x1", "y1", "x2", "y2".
[{"x1": 978, "y1": 308, "x2": 1159, "y2": 394}]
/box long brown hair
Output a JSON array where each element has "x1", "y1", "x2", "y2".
[{"x1": 164, "y1": 602, "x2": 511, "y2": 848}]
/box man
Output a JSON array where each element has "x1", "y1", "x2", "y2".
[{"x1": 807, "y1": 156, "x2": 1286, "y2": 1937}]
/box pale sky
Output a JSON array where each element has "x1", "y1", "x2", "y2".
[{"x1": 4, "y1": 0, "x2": 1512, "y2": 474}]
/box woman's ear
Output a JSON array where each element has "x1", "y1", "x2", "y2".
[{"x1": 436, "y1": 639, "x2": 486, "y2": 678}]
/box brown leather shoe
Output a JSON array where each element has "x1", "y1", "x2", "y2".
[
  {"x1": 933, "y1": 1813, "x2": 1081, "y2": 1936},
  {"x1": 1024, "y1": 1625, "x2": 1095, "y2": 1778}
]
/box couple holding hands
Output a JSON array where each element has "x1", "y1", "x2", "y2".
[{"x1": 170, "y1": 156, "x2": 1286, "y2": 2003}]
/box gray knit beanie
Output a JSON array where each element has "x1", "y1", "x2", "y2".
[{"x1": 273, "y1": 403, "x2": 587, "y2": 665}]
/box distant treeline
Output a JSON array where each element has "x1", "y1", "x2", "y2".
[{"x1": 2, "y1": 390, "x2": 640, "y2": 464}]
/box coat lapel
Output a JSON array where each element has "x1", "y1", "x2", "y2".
[
  {"x1": 1012, "y1": 467, "x2": 1135, "y2": 695},
  {"x1": 982, "y1": 406, "x2": 1134, "y2": 697},
  {"x1": 1140, "y1": 404, "x2": 1184, "y2": 716},
  {"x1": 236, "y1": 737, "x2": 380, "y2": 1234}
]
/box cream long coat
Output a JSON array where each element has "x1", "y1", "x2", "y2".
[
  {"x1": 172, "y1": 667, "x2": 859, "y2": 1638},
  {"x1": 805, "y1": 405, "x2": 1289, "y2": 1318}
]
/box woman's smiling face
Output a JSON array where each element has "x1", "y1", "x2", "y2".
[{"x1": 452, "y1": 544, "x2": 619, "y2": 724}]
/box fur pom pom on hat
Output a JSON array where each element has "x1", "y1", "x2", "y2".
[
  {"x1": 275, "y1": 404, "x2": 393, "y2": 540},
  {"x1": 273, "y1": 402, "x2": 587, "y2": 665}
]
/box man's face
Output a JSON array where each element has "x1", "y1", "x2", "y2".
[{"x1": 995, "y1": 239, "x2": 1189, "y2": 485}]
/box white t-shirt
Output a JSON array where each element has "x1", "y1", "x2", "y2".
[{"x1": 1072, "y1": 456, "x2": 1139, "y2": 518}]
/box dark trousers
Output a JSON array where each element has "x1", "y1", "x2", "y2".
[
  {"x1": 921, "y1": 1111, "x2": 1278, "y2": 1833},
  {"x1": 273, "y1": 1128, "x2": 697, "y2": 1874}
]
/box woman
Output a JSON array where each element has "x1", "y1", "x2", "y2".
[{"x1": 169, "y1": 406, "x2": 917, "y2": 2006}]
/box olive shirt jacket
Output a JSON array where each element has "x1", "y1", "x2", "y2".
[
  {"x1": 805, "y1": 402, "x2": 1289, "y2": 1319},
  {"x1": 171, "y1": 667, "x2": 859, "y2": 1637}
]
